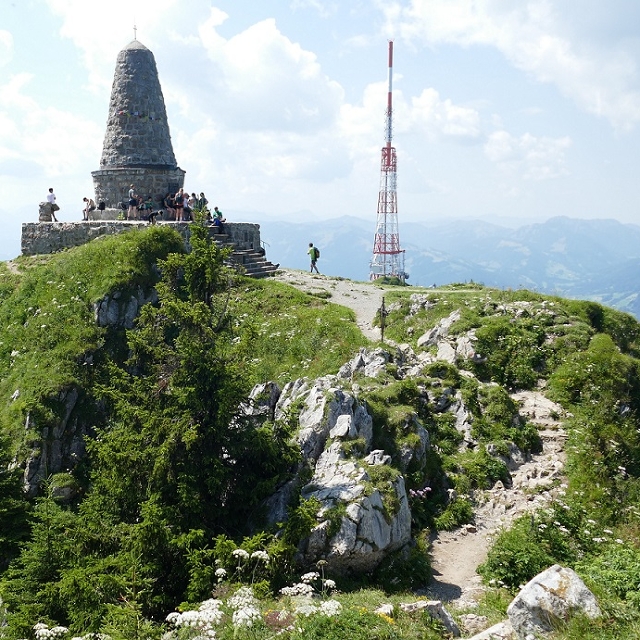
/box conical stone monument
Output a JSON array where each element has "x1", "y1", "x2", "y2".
[{"x1": 91, "y1": 39, "x2": 185, "y2": 215}]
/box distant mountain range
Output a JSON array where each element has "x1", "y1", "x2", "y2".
[{"x1": 244, "y1": 215, "x2": 640, "y2": 318}]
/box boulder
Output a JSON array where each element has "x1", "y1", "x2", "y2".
[
  {"x1": 507, "y1": 564, "x2": 601, "y2": 639},
  {"x1": 416, "y1": 309, "x2": 461, "y2": 348},
  {"x1": 466, "y1": 620, "x2": 514, "y2": 639},
  {"x1": 38, "y1": 202, "x2": 57, "y2": 222},
  {"x1": 399, "y1": 600, "x2": 460, "y2": 637},
  {"x1": 337, "y1": 347, "x2": 390, "y2": 379},
  {"x1": 298, "y1": 442, "x2": 412, "y2": 573}
]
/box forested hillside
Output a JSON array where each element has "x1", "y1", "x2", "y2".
[{"x1": 0, "y1": 222, "x2": 639, "y2": 639}]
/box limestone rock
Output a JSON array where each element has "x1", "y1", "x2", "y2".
[
  {"x1": 364, "y1": 449, "x2": 392, "y2": 466},
  {"x1": 467, "y1": 620, "x2": 515, "y2": 639},
  {"x1": 487, "y1": 442, "x2": 528, "y2": 472},
  {"x1": 245, "y1": 382, "x2": 281, "y2": 419},
  {"x1": 416, "y1": 309, "x2": 461, "y2": 348},
  {"x1": 38, "y1": 202, "x2": 56, "y2": 222},
  {"x1": 375, "y1": 603, "x2": 394, "y2": 617},
  {"x1": 507, "y1": 564, "x2": 601, "y2": 639},
  {"x1": 23, "y1": 387, "x2": 88, "y2": 497},
  {"x1": 337, "y1": 347, "x2": 390, "y2": 379},
  {"x1": 399, "y1": 600, "x2": 460, "y2": 637},
  {"x1": 456, "y1": 332, "x2": 477, "y2": 360},
  {"x1": 94, "y1": 285, "x2": 158, "y2": 328},
  {"x1": 436, "y1": 340, "x2": 457, "y2": 364},
  {"x1": 458, "y1": 613, "x2": 490, "y2": 636}
]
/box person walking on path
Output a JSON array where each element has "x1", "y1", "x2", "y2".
[
  {"x1": 308, "y1": 242, "x2": 320, "y2": 274},
  {"x1": 46, "y1": 188, "x2": 59, "y2": 221}
]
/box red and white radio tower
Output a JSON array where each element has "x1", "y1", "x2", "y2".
[{"x1": 369, "y1": 40, "x2": 406, "y2": 282}]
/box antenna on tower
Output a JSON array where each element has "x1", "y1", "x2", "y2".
[
  {"x1": 133, "y1": 24, "x2": 137, "y2": 40},
  {"x1": 369, "y1": 40, "x2": 407, "y2": 283}
]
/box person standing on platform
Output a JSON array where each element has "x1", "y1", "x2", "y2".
[
  {"x1": 46, "y1": 188, "x2": 59, "y2": 221},
  {"x1": 127, "y1": 185, "x2": 137, "y2": 220}
]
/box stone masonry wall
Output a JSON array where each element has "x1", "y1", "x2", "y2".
[
  {"x1": 91, "y1": 166, "x2": 185, "y2": 210},
  {"x1": 21, "y1": 222, "x2": 262, "y2": 256}
]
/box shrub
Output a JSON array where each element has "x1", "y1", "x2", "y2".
[
  {"x1": 434, "y1": 497, "x2": 474, "y2": 531},
  {"x1": 478, "y1": 517, "x2": 555, "y2": 591},
  {"x1": 577, "y1": 545, "x2": 640, "y2": 605}
]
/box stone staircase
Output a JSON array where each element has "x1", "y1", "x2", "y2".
[{"x1": 209, "y1": 229, "x2": 279, "y2": 278}]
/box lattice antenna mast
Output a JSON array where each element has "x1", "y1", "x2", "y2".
[{"x1": 370, "y1": 40, "x2": 405, "y2": 282}]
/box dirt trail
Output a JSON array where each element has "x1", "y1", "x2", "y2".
[{"x1": 275, "y1": 269, "x2": 568, "y2": 608}]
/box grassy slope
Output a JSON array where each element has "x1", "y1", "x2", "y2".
[
  {"x1": 0, "y1": 228, "x2": 366, "y2": 460},
  {"x1": 1, "y1": 236, "x2": 639, "y2": 637}
]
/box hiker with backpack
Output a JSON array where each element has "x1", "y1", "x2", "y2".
[{"x1": 308, "y1": 242, "x2": 320, "y2": 274}]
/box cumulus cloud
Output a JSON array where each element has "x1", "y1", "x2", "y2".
[
  {"x1": 198, "y1": 14, "x2": 344, "y2": 132},
  {"x1": 409, "y1": 88, "x2": 481, "y2": 140},
  {"x1": 484, "y1": 130, "x2": 572, "y2": 180},
  {"x1": 389, "y1": 0, "x2": 640, "y2": 130},
  {"x1": 0, "y1": 73, "x2": 102, "y2": 177},
  {"x1": 46, "y1": 0, "x2": 188, "y2": 92},
  {"x1": 340, "y1": 78, "x2": 481, "y2": 168}
]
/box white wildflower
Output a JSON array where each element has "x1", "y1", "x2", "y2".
[
  {"x1": 280, "y1": 583, "x2": 314, "y2": 597},
  {"x1": 319, "y1": 600, "x2": 342, "y2": 616},
  {"x1": 295, "y1": 603, "x2": 319, "y2": 617},
  {"x1": 232, "y1": 548, "x2": 250, "y2": 560},
  {"x1": 323, "y1": 578, "x2": 336, "y2": 591},
  {"x1": 232, "y1": 605, "x2": 261, "y2": 628},
  {"x1": 215, "y1": 568, "x2": 227, "y2": 578},
  {"x1": 251, "y1": 550, "x2": 269, "y2": 563},
  {"x1": 227, "y1": 586, "x2": 258, "y2": 610},
  {"x1": 301, "y1": 571, "x2": 320, "y2": 584}
]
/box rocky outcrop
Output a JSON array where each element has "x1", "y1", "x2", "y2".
[
  {"x1": 507, "y1": 565, "x2": 601, "y2": 639},
  {"x1": 22, "y1": 387, "x2": 90, "y2": 497},
  {"x1": 94, "y1": 285, "x2": 158, "y2": 328},
  {"x1": 250, "y1": 373, "x2": 416, "y2": 574}
]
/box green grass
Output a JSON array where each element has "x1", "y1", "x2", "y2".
[
  {"x1": 0, "y1": 226, "x2": 184, "y2": 453},
  {"x1": 229, "y1": 277, "x2": 367, "y2": 385}
]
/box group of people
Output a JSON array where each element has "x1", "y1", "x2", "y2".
[
  {"x1": 44, "y1": 186, "x2": 226, "y2": 229},
  {"x1": 126, "y1": 185, "x2": 226, "y2": 228}
]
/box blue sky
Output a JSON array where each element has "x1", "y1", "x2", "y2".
[{"x1": 2, "y1": 0, "x2": 640, "y2": 259}]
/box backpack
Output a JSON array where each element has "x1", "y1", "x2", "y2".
[{"x1": 314, "y1": 247, "x2": 320, "y2": 260}]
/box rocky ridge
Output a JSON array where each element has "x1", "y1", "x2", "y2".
[{"x1": 269, "y1": 270, "x2": 586, "y2": 638}]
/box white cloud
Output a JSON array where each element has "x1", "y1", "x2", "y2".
[
  {"x1": 389, "y1": 0, "x2": 640, "y2": 130},
  {"x1": 409, "y1": 88, "x2": 481, "y2": 140},
  {"x1": 45, "y1": 0, "x2": 187, "y2": 93},
  {"x1": 290, "y1": 0, "x2": 339, "y2": 19},
  {"x1": 0, "y1": 73, "x2": 102, "y2": 177},
  {"x1": 0, "y1": 30, "x2": 13, "y2": 67},
  {"x1": 199, "y1": 15, "x2": 344, "y2": 132},
  {"x1": 484, "y1": 130, "x2": 571, "y2": 180}
]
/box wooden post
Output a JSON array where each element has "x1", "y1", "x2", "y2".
[{"x1": 380, "y1": 296, "x2": 386, "y2": 343}]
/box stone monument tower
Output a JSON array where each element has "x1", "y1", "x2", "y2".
[{"x1": 91, "y1": 39, "x2": 185, "y2": 213}]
